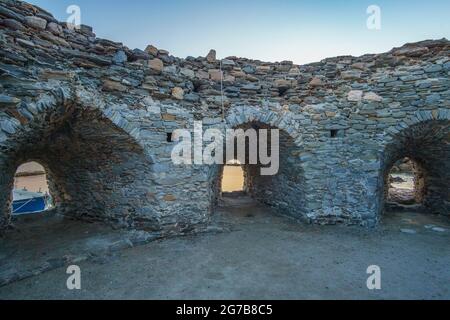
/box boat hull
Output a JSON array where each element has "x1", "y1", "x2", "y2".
[{"x1": 12, "y1": 197, "x2": 47, "y2": 215}]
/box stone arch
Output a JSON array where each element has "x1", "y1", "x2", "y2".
[
  {"x1": 0, "y1": 87, "x2": 158, "y2": 230},
  {"x1": 378, "y1": 109, "x2": 450, "y2": 217},
  {"x1": 225, "y1": 105, "x2": 303, "y2": 145},
  {"x1": 208, "y1": 105, "x2": 307, "y2": 220}
]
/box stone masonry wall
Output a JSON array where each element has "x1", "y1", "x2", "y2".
[
  {"x1": 248, "y1": 129, "x2": 307, "y2": 221},
  {"x1": 0, "y1": 0, "x2": 449, "y2": 231}
]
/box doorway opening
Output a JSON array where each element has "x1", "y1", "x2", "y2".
[
  {"x1": 386, "y1": 157, "x2": 424, "y2": 206},
  {"x1": 12, "y1": 161, "x2": 53, "y2": 216},
  {"x1": 210, "y1": 120, "x2": 306, "y2": 221},
  {"x1": 381, "y1": 119, "x2": 450, "y2": 217},
  {"x1": 221, "y1": 160, "x2": 245, "y2": 193}
]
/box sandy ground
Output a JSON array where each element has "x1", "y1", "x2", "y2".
[{"x1": 0, "y1": 196, "x2": 449, "y2": 300}]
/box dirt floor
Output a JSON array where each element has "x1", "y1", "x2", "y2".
[{"x1": 0, "y1": 196, "x2": 449, "y2": 300}]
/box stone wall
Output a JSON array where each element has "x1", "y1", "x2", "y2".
[
  {"x1": 0, "y1": 0, "x2": 449, "y2": 231},
  {"x1": 246, "y1": 128, "x2": 306, "y2": 221}
]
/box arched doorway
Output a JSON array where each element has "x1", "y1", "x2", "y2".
[
  {"x1": 12, "y1": 161, "x2": 54, "y2": 215},
  {"x1": 210, "y1": 120, "x2": 306, "y2": 220},
  {"x1": 381, "y1": 119, "x2": 450, "y2": 216},
  {"x1": 0, "y1": 106, "x2": 156, "y2": 230},
  {"x1": 221, "y1": 160, "x2": 245, "y2": 193},
  {"x1": 386, "y1": 157, "x2": 424, "y2": 207}
]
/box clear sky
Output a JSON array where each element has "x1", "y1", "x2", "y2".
[{"x1": 28, "y1": 0, "x2": 450, "y2": 65}]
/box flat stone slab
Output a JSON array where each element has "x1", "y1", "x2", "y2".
[
  {"x1": 400, "y1": 228, "x2": 417, "y2": 234},
  {"x1": 431, "y1": 227, "x2": 447, "y2": 232}
]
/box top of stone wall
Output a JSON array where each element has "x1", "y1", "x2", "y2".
[{"x1": 1, "y1": 0, "x2": 449, "y2": 117}]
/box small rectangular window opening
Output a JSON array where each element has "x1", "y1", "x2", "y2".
[{"x1": 330, "y1": 130, "x2": 339, "y2": 138}]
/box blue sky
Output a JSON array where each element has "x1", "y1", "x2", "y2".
[{"x1": 28, "y1": 0, "x2": 450, "y2": 64}]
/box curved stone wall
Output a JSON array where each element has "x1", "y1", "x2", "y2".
[
  {"x1": 0, "y1": 0, "x2": 449, "y2": 231},
  {"x1": 381, "y1": 116, "x2": 450, "y2": 216},
  {"x1": 0, "y1": 91, "x2": 157, "y2": 230}
]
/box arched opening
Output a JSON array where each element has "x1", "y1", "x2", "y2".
[
  {"x1": 210, "y1": 120, "x2": 306, "y2": 220},
  {"x1": 221, "y1": 160, "x2": 244, "y2": 193},
  {"x1": 11, "y1": 161, "x2": 54, "y2": 215},
  {"x1": 1, "y1": 107, "x2": 156, "y2": 230},
  {"x1": 381, "y1": 119, "x2": 450, "y2": 217},
  {"x1": 386, "y1": 157, "x2": 425, "y2": 207},
  {"x1": 0, "y1": 102, "x2": 163, "y2": 285}
]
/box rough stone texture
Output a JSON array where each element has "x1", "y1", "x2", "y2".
[
  {"x1": 206, "y1": 49, "x2": 216, "y2": 63},
  {"x1": 148, "y1": 58, "x2": 163, "y2": 74},
  {"x1": 23, "y1": 16, "x2": 46, "y2": 30},
  {"x1": 0, "y1": 0, "x2": 449, "y2": 233}
]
